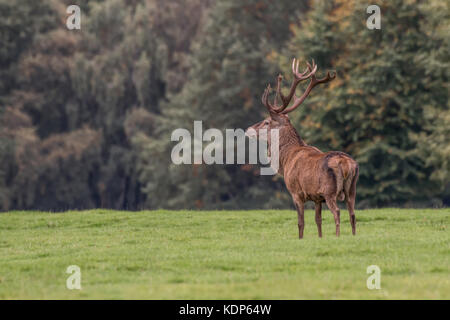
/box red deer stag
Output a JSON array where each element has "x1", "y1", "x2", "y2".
[{"x1": 246, "y1": 58, "x2": 359, "y2": 238}]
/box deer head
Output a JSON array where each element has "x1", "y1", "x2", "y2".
[{"x1": 245, "y1": 58, "x2": 336, "y2": 141}]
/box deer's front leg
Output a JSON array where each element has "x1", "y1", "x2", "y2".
[
  {"x1": 294, "y1": 201, "x2": 305, "y2": 239},
  {"x1": 315, "y1": 202, "x2": 322, "y2": 238}
]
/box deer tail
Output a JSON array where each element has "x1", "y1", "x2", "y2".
[{"x1": 343, "y1": 160, "x2": 359, "y2": 200}]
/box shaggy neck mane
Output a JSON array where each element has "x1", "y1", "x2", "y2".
[
  {"x1": 267, "y1": 124, "x2": 306, "y2": 175},
  {"x1": 279, "y1": 124, "x2": 306, "y2": 149}
]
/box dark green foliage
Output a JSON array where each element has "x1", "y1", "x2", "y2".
[
  {"x1": 0, "y1": 0, "x2": 59, "y2": 101},
  {"x1": 0, "y1": 0, "x2": 211, "y2": 210},
  {"x1": 0, "y1": 0, "x2": 448, "y2": 210},
  {"x1": 135, "y1": 0, "x2": 308, "y2": 209},
  {"x1": 282, "y1": 0, "x2": 449, "y2": 207}
]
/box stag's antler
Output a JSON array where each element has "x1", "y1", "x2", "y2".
[
  {"x1": 261, "y1": 58, "x2": 335, "y2": 115},
  {"x1": 262, "y1": 58, "x2": 316, "y2": 112},
  {"x1": 281, "y1": 61, "x2": 335, "y2": 114}
]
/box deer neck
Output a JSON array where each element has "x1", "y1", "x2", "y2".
[{"x1": 267, "y1": 124, "x2": 306, "y2": 175}]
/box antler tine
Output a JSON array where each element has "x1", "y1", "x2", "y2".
[
  {"x1": 304, "y1": 59, "x2": 318, "y2": 78},
  {"x1": 273, "y1": 74, "x2": 283, "y2": 107},
  {"x1": 315, "y1": 70, "x2": 336, "y2": 83},
  {"x1": 272, "y1": 58, "x2": 314, "y2": 112},
  {"x1": 261, "y1": 86, "x2": 266, "y2": 105},
  {"x1": 292, "y1": 58, "x2": 300, "y2": 75},
  {"x1": 261, "y1": 85, "x2": 267, "y2": 105},
  {"x1": 281, "y1": 66, "x2": 336, "y2": 114},
  {"x1": 261, "y1": 84, "x2": 275, "y2": 112},
  {"x1": 292, "y1": 58, "x2": 312, "y2": 81},
  {"x1": 260, "y1": 58, "x2": 332, "y2": 115}
]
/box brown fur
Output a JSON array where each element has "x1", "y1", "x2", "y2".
[{"x1": 246, "y1": 114, "x2": 359, "y2": 238}]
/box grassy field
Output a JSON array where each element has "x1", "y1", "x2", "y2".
[{"x1": 0, "y1": 208, "x2": 449, "y2": 299}]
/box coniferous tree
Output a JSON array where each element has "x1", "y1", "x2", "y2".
[
  {"x1": 282, "y1": 0, "x2": 448, "y2": 207},
  {"x1": 0, "y1": 0, "x2": 447, "y2": 210},
  {"x1": 0, "y1": 0, "x2": 212, "y2": 210},
  {"x1": 137, "y1": 0, "x2": 308, "y2": 209}
]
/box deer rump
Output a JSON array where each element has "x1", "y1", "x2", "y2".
[{"x1": 285, "y1": 149, "x2": 359, "y2": 203}]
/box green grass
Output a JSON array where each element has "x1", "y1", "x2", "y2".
[{"x1": 0, "y1": 208, "x2": 449, "y2": 299}]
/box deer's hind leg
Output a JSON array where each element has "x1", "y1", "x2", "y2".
[
  {"x1": 346, "y1": 197, "x2": 356, "y2": 235},
  {"x1": 293, "y1": 197, "x2": 305, "y2": 239},
  {"x1": 315, "y1": 202, "x2": 322, "y2": 238},
  {"x1": 345, "y1": 176, "x2": 357, "y2": 235},
  {"x1": 325, "y1": 197, "x2": 340, "y2": 237}
]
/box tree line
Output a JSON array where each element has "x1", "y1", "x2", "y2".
[{"x1": 0, "y1": 0, "x2": 448, "y2": 211}]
